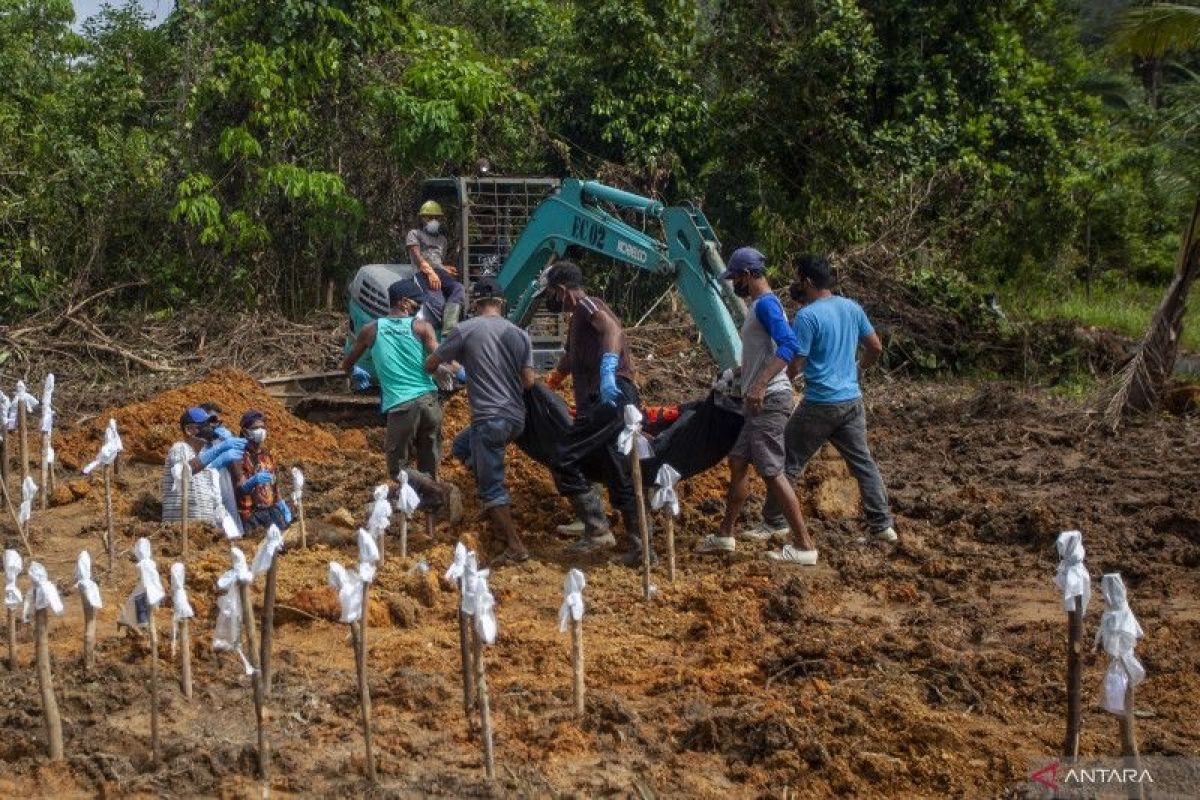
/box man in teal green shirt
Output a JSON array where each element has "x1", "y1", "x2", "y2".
[{"x1": 343, "y1": 279, "x2": 443, "y2": 480}]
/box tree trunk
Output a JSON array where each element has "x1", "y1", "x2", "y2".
[{"x1": 1104, "y1": 194, "x2": 1200, "y2": 428}]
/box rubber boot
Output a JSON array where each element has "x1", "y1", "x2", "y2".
[
  {"x1": 442, "y1": 301, "x2": 462, "y2": 332},
  {"x1": 564, "y1": 490, "x2": 616, "y2": 554},
  {"x1": 619, "y1": 504, "x2": 657, "y2": 568},
  {"x1": 487, "y1": 505, "x2": 529, "y2": 564}
]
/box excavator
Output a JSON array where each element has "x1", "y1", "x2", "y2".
[{"x1": 262, "y1": 175, "x2": 745, "y2": 420}]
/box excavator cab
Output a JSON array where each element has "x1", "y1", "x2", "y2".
[{"x1": 344, "y1": 176, "x2": 564, "y2": 376}]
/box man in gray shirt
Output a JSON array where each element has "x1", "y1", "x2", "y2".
[
  {"x1": 406, "y1": 199, "x2": 466, "y2": 331},
  {"x1": 426, "y1": 276, "x2": 536, "y2": 564}
]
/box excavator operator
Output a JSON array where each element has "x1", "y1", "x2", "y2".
[{"x1": 405, "y1": 199, "x2": 466, "y2": 333}]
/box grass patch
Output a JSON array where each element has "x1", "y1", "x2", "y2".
[{"x1": 1002, "y1": 280, "x2": 1200, "y2": 351}]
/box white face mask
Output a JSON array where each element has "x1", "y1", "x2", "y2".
[
  {"x1": 423, "y1": 219, "x2": 441, "y2": 235},
  {"x1": 247, "y1": 428, "x2": 267, "y2": 444}
]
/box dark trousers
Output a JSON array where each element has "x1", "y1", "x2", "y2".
[
  {"x1": 415, "y1": 268, "x2": 465, "y2": 326},
  {"x1": 553, "y1": 377, "x2": 640, "y2": 516},
  {"x1": 762, "y1": 399, "x2": 894, "y2": 532},
  {"x1": 385, "y1": 391, "x2": 442, "y2": 479}
]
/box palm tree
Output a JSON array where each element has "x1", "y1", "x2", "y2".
[{"x1": 1104, "y1": 3, "x2": 1200, "y2": 429}]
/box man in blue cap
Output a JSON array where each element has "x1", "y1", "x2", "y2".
[
  {"x1": 342, "y1": 278, "x2": 443, "y2": 481},
  {"x1": 162, "y1": 406, "x2": 246, "y2": 526},
  {"x1": 758, "y1": 254, "x2": 897, "y2": 544},
  {"x1": 695, "y1": 247, "x2": 818, "y2": 565}
]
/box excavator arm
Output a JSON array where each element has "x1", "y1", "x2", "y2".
[{"x1": 498, "y1": 178, "x2": 745, "y2": 370}]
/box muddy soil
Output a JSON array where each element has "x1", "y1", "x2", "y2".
[{"x1": 1, "y1": 371, "x2": 1197, "y2": 798}]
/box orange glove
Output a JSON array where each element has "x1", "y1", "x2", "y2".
[{"x1": 546, "y1": 370, "x2": 567, "y2": 391}]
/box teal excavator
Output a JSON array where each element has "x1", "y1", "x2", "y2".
[{"x1": 262, "y1": 176, "x2": 745, "y2": 419}]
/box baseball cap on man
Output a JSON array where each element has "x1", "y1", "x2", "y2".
[
  {"x1": 719, "y1": 247, "x2": 767, "y2": 280},
  {"x1": 470, "y1": 275, "x2": 505, "y2": 302},
  {"x1": 388, "y1": 278, "x2": 426, "y2": 306},
  {"x1": 180, "y1": 406, "x2": 217, "y2": 429}
]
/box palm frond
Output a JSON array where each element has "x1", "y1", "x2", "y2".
[{"x1": 1112, "y1": 3, "x2": 1200, "y2": 58}]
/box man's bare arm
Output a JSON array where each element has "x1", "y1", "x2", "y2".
[
  {"x1": 860, "y1": 332, "x2": 883, "y2": 370},
  {"x1": 787, "y1": 355, "x2": 808, "y2": 381},
  {"x1": 413, "y1": 319, "x2": 439, "y2": 355},
  {"x1": 341, "y1": 323, "x2": 376, "y2": 373}
]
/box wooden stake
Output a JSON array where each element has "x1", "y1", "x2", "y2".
[
  {"x1": 81, "y1": 595, "x2": 96, "y2": 671},
  {"x1": 237, "y1": 581, "x2": 269, "y2": 780},
  {"x1": 103, "y1": 463, "x2": 116, "y2": 572},
  {"x1": 179, "y1": 463, "x2": 190, "y2": 560},
  {"x1": 260, "y1": 557, "x2": 279, "y2": 695},
  {"x1": 571, "y1": 617, "x2": 585, "y2": 717},
  {"x1": 6, "y1": 607, "x2": 16, "y2": 670},
  {"x1": 39, "y1": 431, "x2": 49, "y2": 511},
  {"x1": 1120, "y1": 681, "x2": 1146, "y2": 800},
  {"x1": 34, "y1": 607, "x2": 63, "y2": 760},
  {"x1": 628, "y1": 438, "x2": 652, "y2": 601},
  {"x1": 179, "y1": 617, "x2": 193, "y2": 700},
  {"x1": 1063, "y1": 595, "x2": 1083, "y2": 760},
  {"x1": 399, "y1": 514, "x2": 408, "y2": 559},
  {"x1": 355, "y1": 583, "x2": 377, "y2": 783},
  {"x1": 665, "y1": 512, "x2": 676, "y2": 584},
  {"x1": 17, "y1": 400, "x2": 29, "y2": 486},
  {"x1": 457, "y1": 576, "x2": 475, "y2": 734},
  {"x1": 0, "y1": 424, "x2": 8, "y2": 486},
  {"x1": 377, "y1": 529, "x2": 385, "y2": 562},
  {"x1": 296, "y1": 498, "x2": 308, "y2": 549},
  {"x1": 149, "y1": 608, "x2": 161, "y2": 766},
  {"x1": 471, "y1": 626, "x2": 495, "y2": 780}
]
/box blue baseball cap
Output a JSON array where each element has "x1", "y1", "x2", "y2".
[
  {"x1": 719, "y1": 247, "x2": 767, "y2": 280},
  {"x1": 180, "y1": 406, "x2": 217, "y2": 429},
  {"x1": 388, "y1": 278, "x2": 425, "y2": 306}
]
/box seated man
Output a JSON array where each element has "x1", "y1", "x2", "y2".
[
  {"x1": 162, "y1": 407, "x2": 246, "y2": 526},
  {"x1": 234, "y1": 410, "x2": 292, "y2": 532},
  {"x1": 406, "y1": 200, "x2": 466, "y2": 332}
]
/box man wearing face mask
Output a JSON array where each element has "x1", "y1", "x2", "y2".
[
  {"x1": 234, "y1": 410, "x2": 292, "y2": 532},
  {"x1": 542, "y1": 260, "x2": 651, "y2": 567},
  {"x1": 406, "y1": 200, "x2": 466, "y2": 332},
  {"x1": 162, "y1": 407, "x2": 247, "y2": 525},
  {"x1": 695, "y1": 247, "x2": 818, "y2": 565},
  {"x1": 343, "y1": 279, "x2": 452, "y2": 509},
  {"x1": 757, "y1": 254, "x2": 897, "y2": 545}
]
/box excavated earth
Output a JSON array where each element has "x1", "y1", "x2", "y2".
[{"x1": 1, "y1": 368, "x2": 1198, "y2": 798}]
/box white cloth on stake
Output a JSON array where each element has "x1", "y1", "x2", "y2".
[
  {"x1": 250, "y1": 524, "x2": 285, "y2": 576},
  {"x1": 395, "y1": 470, "x2": 421, "y2": 516},
  {"x1": 216, "y1": 503, "x2": 243, "y2": 541},
  {"x1": 1052, "y1": 530, "x2": 1091, "y2": 614},
  {"x1": 0, "y1": 391, "x2": 10, "y2": 433},
  {"x1": 82, "y1": 418, "x2": 124, "y2": 475},
  {"x1": 4, "y1": 549, "x2": 23, "y2": 609},
  {"x1": 75, "y1": 551, "x2": 102, "y2": 609},
  {"x1": 39, "y1": 374, "x2": 54, "y2": 435},
  {"x1": 651, "y1": 463, "x2": 681, "y2": 516},
  {"x1": 9, "y1": 381, "x2": 38, "y2": 430},
  {"x1": 464, "y1": 557, "x2": 497, "y2": 645},
  {"x1": 291, "y1": 467, "x2": 304, "y2": 505},
  {"x1": 213, "y1": 547, "x2": 255, "y2": 675},
  {"x1": 169, "y1": 562, "x2": 195, "y2": 650},
  {"x1": 366, "y1": 485, "x2": 392, "y2": 548},
  {"x1": 616, "y1": 404, "x2": 651, "y2": 458},
  {"x1": 558, "y1": 568, "x2": 586, "y2": 633},
  {"x1": 357, "y1": 528, "x2": 380, "y2": 584},
  {"x1": 328, "y1": 562, "x2": 365, "y2": 624},
  {"x1": 24, "y1": 561, "x2": 64, "y2": 621},
  {"x1": 119, "y1": 538, "x2": 164, "y2": 628},
  {"x1": 1095, "y1": 573, "x2": 1145, "y2": 714},
  {"x1": 444, "y1": 541, "x2": 468, "y2": 584},
  {"x1": 18, "y1": 476, "x2": 37, "y2": 526}
]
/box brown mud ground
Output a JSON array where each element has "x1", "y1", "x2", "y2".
[{"x1": 1, "y1": 370, "x2": 1198, "y2": 798}]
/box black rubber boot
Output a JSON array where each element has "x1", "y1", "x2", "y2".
[
  {"x1": 619, "y1": 504, "x2": 657, "y2": 567},
  {"x1": 564, "y1": 490, "x2": 616, "y2": 554}
]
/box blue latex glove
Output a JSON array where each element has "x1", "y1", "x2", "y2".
[
  {"x1": 351, "y1": 365, "x2": 372, "y2": 391},
  {"x1": 598, "y1": 352, "x2": 621, "y2": 407},
  {"x1": 206, "y1": 448, "x2": 243, "y2": 471},
  {"x1": 214, "y1": 425, "x2": 233, "y2": 440},
  {"x1": 197, "y1": 437, "x2": 246, "y2": 468},
  {"x1": 239, "y1": 470, "x2": 273, "y2": 493},
  {"x1": 454, "y1": 366, "x2": 468, "y2": 383},
  {"x1": 275, "y1": 499, "x2": 293, "y2": 525}
]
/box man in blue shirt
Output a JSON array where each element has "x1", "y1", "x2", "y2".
[
  {"x1": 695, "y1": 247, "x2": 818, "y2": 565},
  {"x1": 759, "y1": 254, "x2": 897, "y2": 543}
]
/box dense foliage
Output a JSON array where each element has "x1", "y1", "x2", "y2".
[{"x1": 0, "y1": 0, "x2": 1195, "y2": 322}]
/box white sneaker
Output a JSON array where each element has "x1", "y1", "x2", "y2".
[
  {"x1": 766, "y1": 545, "x2": 819, "y2": 565},
  {"x1": 740, "y1": 521, "x2": 789, "y2": 542},
  {"x1": 873, "y1": 526, "x2": 898, "y2": 543},
  {"x1": 695, "y1": 534, "x2": 736, "y2": 554}
]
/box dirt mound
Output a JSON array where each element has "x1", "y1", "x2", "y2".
[{"x1": 56, "y1": 369, "x2": 343, "y2": 469}]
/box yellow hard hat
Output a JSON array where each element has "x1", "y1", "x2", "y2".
[{"x1": 418, "y1": 200, "x2": 444, "y2": 217}]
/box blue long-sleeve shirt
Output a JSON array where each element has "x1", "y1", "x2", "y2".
[{"x1": 754, "y1": 293, "x2": 799, "y2": 362}]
